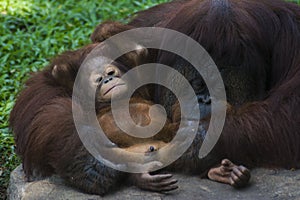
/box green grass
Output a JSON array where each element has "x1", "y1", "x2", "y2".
[
  {"x1": 0, "y1": 0, "x2": 299, "y2": 199},
  {"x1": 0, "y1": 0, "x2": 169, "y2": 199}
]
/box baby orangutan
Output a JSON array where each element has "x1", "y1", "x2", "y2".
[{"x1": 90, "y1": 62, "x2": 181, "y2": 192}]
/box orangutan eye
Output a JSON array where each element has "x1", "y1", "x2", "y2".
[{"x1": 107, "y1": 70, "x2": 115, "y2": 76}]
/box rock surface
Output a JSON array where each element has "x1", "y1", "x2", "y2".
[{"x1": 7, "y1": 165, "x2": 300, "y2": 200}]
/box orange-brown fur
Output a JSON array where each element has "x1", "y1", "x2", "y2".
[{"x1": 98, "y1": 97, "x2": 177, "y2": 148}]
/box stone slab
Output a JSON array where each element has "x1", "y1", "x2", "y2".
[{"x1": 7, "y1": 165, "x2": 300, "y2": 200}]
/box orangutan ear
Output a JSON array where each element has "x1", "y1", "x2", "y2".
[{"x1": 52, "y1": 65, "x2": 74, "y2": 90}]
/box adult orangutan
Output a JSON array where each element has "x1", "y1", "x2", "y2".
[
  {"x1": 126, "y1": 0, "x2": 300, "y2": 171},
  {"x1": 10, "y1": 0, "x2": 299, "y2": 195}
]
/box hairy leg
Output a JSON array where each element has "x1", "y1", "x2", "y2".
[{"x1": 207, "y1": 159, "x2": 251, "y2": 188}]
